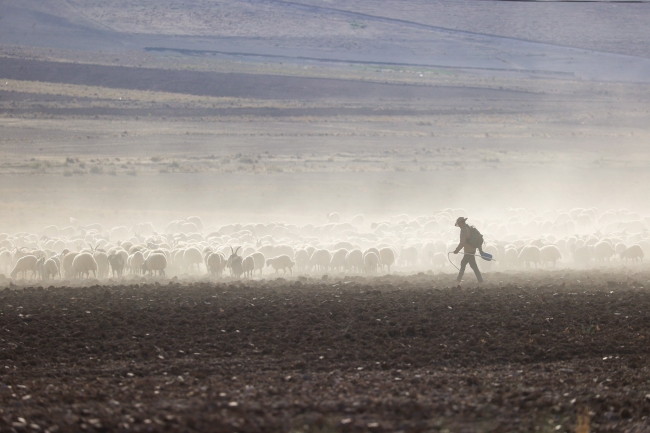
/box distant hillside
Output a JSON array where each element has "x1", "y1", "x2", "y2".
[
  {"x1": 1, "y1": 0, "x2": 650, "y2": 82},
  {"x1": 8, "y1": 0, "x2": 649, "y2": 58}
]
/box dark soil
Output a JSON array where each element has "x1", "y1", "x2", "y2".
[
  {"x1": 0, "y1": 58, "x2": 531, "y2": 101},
  {"x1": 1, "y1": 272, "x2": 649, "y2": 432},
  {"x1": 0, "y1": 90, "x2": 524, "y2": 119}
]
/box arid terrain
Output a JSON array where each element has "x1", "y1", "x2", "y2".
[
  {"x1": 1, "y1": 1, "x2": 650, "y2": 432},
  {"x1": 1, "y1": 271, "x2": 650, "y2": 432},
  {"x1": 0, "y1": 53, "x2": 649, "y2": 230}
]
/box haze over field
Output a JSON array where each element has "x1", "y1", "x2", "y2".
[
  {"x1": 3, "y1": 3, "x2": 650, "y2": 432},
  {"x1": 0, "y1": 0, "x2": 649, "y2": 231}
]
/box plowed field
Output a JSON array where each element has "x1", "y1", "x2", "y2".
[{"x1": 1, "y1": 271, "x2": 649, "y2": 432}]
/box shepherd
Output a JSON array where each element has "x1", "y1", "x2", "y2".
[{"x1": 452, "y1": 217, "x2": 484, "y2": 284}]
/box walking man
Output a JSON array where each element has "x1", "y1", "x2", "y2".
[{"x1": 453, "y1": 217, "x2": 483, "y2": 284}]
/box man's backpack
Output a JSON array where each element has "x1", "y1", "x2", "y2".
[{"x1": 468, "y1": 225, "x2": 484, "y2": 249}]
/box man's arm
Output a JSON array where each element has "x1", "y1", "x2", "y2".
[{"x1": 453, "y1": 227, "x2": 468, "y2": 254}]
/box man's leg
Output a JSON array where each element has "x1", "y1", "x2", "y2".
[
  {"x1": 457, "y1": 254, "x2": 470, "y2": 282},
  {"x1": 468, "y1": 255, "x2": 483, "y2": 283}
]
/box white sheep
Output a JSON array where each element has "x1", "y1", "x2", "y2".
[
  {"x1": 43, "y1": 225, "x2": 59, "y2": 238},
  {"x1": 329, "y1": 249, "x2": 349, "y2": 272},
  {"x1": 540, "y1": 245, "x2": 561, "y2": 267},
  {"x1": 518, "y1": 245, "x2": 541, "y2": 268},
  {"x1": 50, "y1": 256, "x2": 61, "y2": 274},
  {"x1": 84, "y1": 223, "x2": 103, "y2": 233},
  {"x1": 94, "y1": 252, "x2": 110, "y2": 278},
  {"x1": 431, "y1": 252, "x2": 447, "y2": 268},
  {"x1": 11, "y1": 255, "x2": 39, "y2": 280},
  {"x1": 206, "y1": 252, "x2": 226, "y2": 276},
  {"x1": 71, "y1": 253, "x2": 98, "y2": 279},
  {"x1": 142, "y1": 253, "x2": 167, "y2": 277},
  {"x1": 108, "y1": 251, "x2": 125, "y2": 277},
  {"x1": 129, "y1": 251, "x2": 145, "y2": 275},
  {"x1": 294, "y1": 249, "x2": 310, "y2": 272},
  {"x1": 257, "y1": 244, "x2": 275, "y2": 259},
  {"x1": 250, "y1": 252, "x2": 266, "y2": 275},
  {"x1": 503, "y1": 245, "x2": 519, "y2": 266},
  {"x1": 0, "y1": 249, "x2": 12, "y2": 274},
  {"x1": 310, "y1": 249, "x2": 331, "y2": 272},
  {"x1": 38, "y1": 257, "x2": 60, "y2": 280},
  {"x1": 13, "y1": 247, "x2": 32, "y2": 265},
  {"x1": 345, "y1": 249, "x2": 364, "y2": 273},
  {"x1": 186, "y1": 216, "x2": 204, "y2": 232},
  {"x1": 266, "y1": 255, "x2": 295, "y2": 276},
  {"x1": 182, "y1": 247, "x2": 203, "y2": 272},
  {"x1": 62, "y1": 252, "x2": 78, "y2": 279},
  {"x1": 364, "y1": 247, "x2": 380, "y2": 260},
  {"x1": 593, "y1": 241, "x2": 615, "y2": 262},
  {"x1": 134, "y1": 222, "x2": 156, "y2": 236},
  {"x1": 351, "y1": 214, "x2": 365, "y2": 226},
  {"x1": 621, "y1": 244, "x2": 644, "y2": 262},
  {"x1": 273, "y1": 244, "x2": 295, "y2": 260},
  {"x1": 573, "y1": 245, "x2": 592, "y2": 266},
  {"x1": 363, "y1": 251, "x2": 380, "y2": 273},
  {"x1": 171, "y1": 248, "x2": 185, "y2": 270},
  {"x1": 327, "y1": 212, "x2": 341, "y2": 223},
  {"x1": 110, "y1": 226, "x2": 130, "y2": 240},
  {"x1": 242, "y1": 256, "x2": 255, "y2": 278},
  {"x1": 378, "y1": 247, "x2": 395, "y2": 273},
  {"x1": 120, "y1": 241, "x2": 134, "y2": 253},
  {"x1": 400, "y1": 246, "x2": 418, "y2": 267}
]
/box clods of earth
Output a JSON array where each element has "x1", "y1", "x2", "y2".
[{"x1": 1, "y1": 270, "x2": 649, "y2": 432}]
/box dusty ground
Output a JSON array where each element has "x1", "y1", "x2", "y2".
[{"x1": 0, "y1": 270, "x2": 649, "y2": 432}]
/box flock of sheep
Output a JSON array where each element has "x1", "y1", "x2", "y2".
[{"x1": 0, "y1": 207, "x2": 647, "y2": 283}]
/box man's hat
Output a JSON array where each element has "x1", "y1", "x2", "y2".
[{"x1": 455, "y1": 217, "x2": 468, "y2": 227}]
